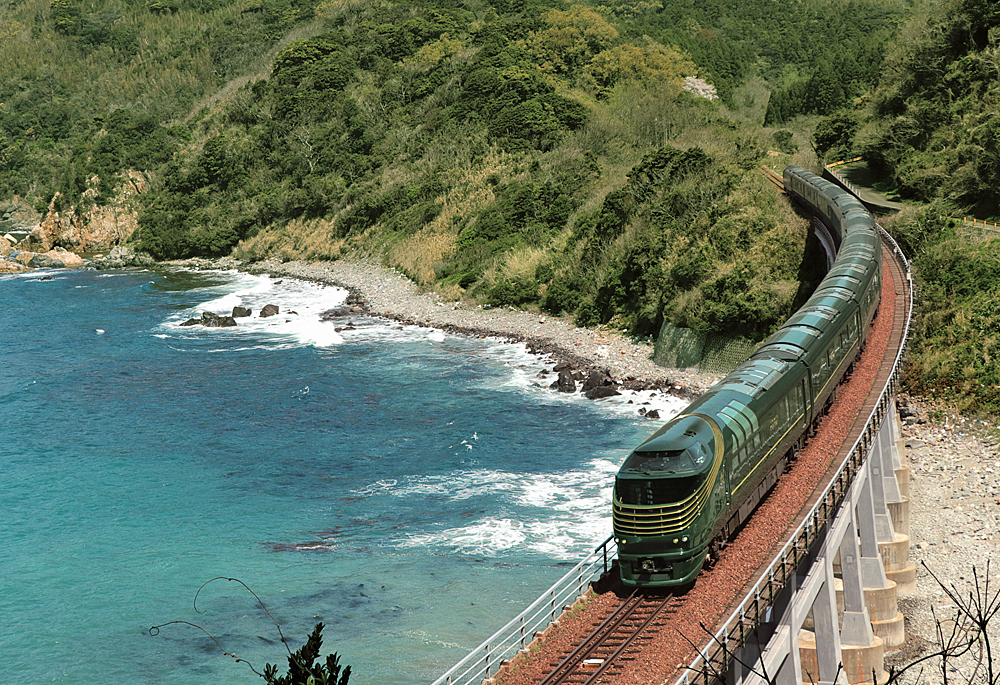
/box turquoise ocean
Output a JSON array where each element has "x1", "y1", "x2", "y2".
[{"x1": 0, "y1": 266, "x2": 682, "y2": 684}]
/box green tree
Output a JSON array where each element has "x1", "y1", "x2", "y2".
[
  {"x1": 586, "y1": 41, "x2": 696, "y2": 96},
  {"x1": 263, "y1": 623, "x2": 351, "y2": 685},
  {"x1": 526, "y1": 5, "x2": 619, "y2": 75}
]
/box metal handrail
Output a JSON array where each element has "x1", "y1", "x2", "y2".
[
  {"x1": 431, "y1": 536, "x2": 618, "y2": 685},
  {"x1": 675, "y1": 223, "x2": 913, "y2": 684}
]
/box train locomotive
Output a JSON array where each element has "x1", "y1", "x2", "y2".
[{"x1": 612, "y1": 166, "x2": 882, "y2": 587}]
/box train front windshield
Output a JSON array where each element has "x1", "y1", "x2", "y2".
[
  {"x1": 620, "y1": 444, "x2": 709, "y2": 474},
  {"x1": 616, "y1": 444, "x2": 710, "y2": 506}
]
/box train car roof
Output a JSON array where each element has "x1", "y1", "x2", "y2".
[
  {"x1": 762, "y1": 323, "x2": 822, "y2": 350},
  {"x1": 633, "y1": 414, "x2": 716, "y2": 455},
  {"x1": 807, "y1": 285, "x2": 856, "y2": 303},
  {"x1": 714, "y1": 357, "x2": 791, "y2": 398},
  {"x1": 783, "y1": 304, "x2": 841, "y2": 331},
  {"x1": 752, "y1": 342, "x2": 806, "y2": 362},
  {"x1": 838, "y1": 242, "x2": 877, "y2": 260}
]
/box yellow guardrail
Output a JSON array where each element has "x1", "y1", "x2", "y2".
[{"x1": 824, "y1": 157, "x2": 862, "y2": 169}]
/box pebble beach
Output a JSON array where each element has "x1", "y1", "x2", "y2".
[
  {"x1": 235, "y1": 256, "x2": 724, "y2": 395},
  {"x1": 888, "y1": 400, "x2": 1000, "y2": 683}
]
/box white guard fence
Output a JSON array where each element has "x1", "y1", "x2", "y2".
[{"x1": 430, "y1": 536, "x2": 619, "y2": 685}]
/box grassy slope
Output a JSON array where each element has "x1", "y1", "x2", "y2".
[
  {"x1": 1, "y1": 0, "x2": 903, "y2": 346},
  {"x1": 819, "y1": 0, "x2": 1000, "y2": 415}
]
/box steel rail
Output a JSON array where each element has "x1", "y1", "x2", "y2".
[
  {"x1": 674, "y1": 225, "x2": 913, "y2": 684},
  {"x1": 576, "y1": 596, "x2": 675, "y2": 685},
  {"x1": 540, "y1": 592, "x2": 676, "y2": 685},
  {"x1": 538, "y1": 591, "x2": 645, "y2": 685}
]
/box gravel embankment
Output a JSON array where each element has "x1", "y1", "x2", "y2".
[{"x1": 886, "y1": 399, "x2": 1000, "y2": 684}]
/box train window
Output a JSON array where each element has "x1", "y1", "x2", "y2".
[{"x1": 620, "y1": 447, "x2": 705, "y2": 473}]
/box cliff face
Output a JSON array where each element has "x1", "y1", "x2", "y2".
[{"x1": 29, "y1": 170, "x2": 150, "y2": 253}]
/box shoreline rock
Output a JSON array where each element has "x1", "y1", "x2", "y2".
[
  {"x1": 233, "y1": 256, "x2": 722, "y2": 397},
  {"x1": 161, "y1": 253, "x2": 721, "y2": 397}
]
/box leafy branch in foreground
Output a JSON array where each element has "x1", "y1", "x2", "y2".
[{"x1": 150, "y1": 576, "x2": 351, "y2": 685}]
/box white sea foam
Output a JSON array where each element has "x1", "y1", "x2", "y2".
[
  {"x1": 401, "y1": 631, "x2": 466, "y2": 650},
  {"x1": 388, "y1": 458, "x2": 620, "y2": 559},
  {"x1": 159, "y1": 271, "x2": 349, "y2": 349}
]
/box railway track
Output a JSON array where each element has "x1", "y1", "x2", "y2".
[
  {"x1": 539, "y1": 592, "x2": 678, "y2": 685},
  {"x1": 759, "y1": 165, "x2": 786, "y2": 192},
  {"x1": 492, "y1": 176, "x2": 912, "y2": 685}
]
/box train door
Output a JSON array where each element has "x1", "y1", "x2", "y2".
[{"x1": 802, "y1": 374, "x2": 814, "y2": 429}]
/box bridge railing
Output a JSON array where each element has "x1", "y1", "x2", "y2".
[
  {"x1": 430, "y1": 536, "x2": 618, "y2": 685},
  {"x1": 675, "y1": 224, "x2": 913, "y2": 684}
]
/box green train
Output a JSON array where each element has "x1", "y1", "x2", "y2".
[{"x1": 612, "y1": 166, "x2": 883, "y2": 587}]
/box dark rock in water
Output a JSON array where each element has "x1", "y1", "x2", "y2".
[
  {"x1": 40, "y1": 275, "x2": 54, "y2": 281},
  {"x1": 645, "y1": 409, "x2": 660, "y2": 419},
  {"x1": 260, "y1": 303, "x2": 279, "y2": 317},
  {"x1": 320, "y1": 306, "x2": 351, "y2": 320},
  {"x1": 183, "y1": 312, "x2": 238, "y2": 327},
  {"x1": 232, "y1": 306, "x2": 252, "y2": 318},
  {"x1": 556, "y1": 369, "x2": 577, "y2": 393},
  {"x1": 585, "y1": 385, "x2": 621, "y2": 400},
  {"x1": 202, "y1": 312, "x2": 237, "y2": 328},
  {"x1": 638, "y1": 407, "x2": 647, "y2": 415},
  {"x1": 582, "y1": 370, "x2": 612, "y2": 392}
]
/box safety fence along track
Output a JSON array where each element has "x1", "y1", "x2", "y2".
[{"x1": 431, "y1": 539, "x2": 619, "y2": 685}]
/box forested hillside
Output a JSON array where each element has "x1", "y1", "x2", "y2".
[
  {"x1": 1, "y1": 0, "x2": 905, "y2": 342},
  {"x1": 809, "y1": 0, "x2": 1000, "y2": 414}
]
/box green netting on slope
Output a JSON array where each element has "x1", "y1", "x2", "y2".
[{"x1": 653, "y1": 322, "x2": 760, "y2": 375}]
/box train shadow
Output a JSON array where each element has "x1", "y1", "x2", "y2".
[{"x1": 591, "y1": 559, "x2": 694, "y2": 599}]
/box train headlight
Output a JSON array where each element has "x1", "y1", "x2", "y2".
[
  {"x1": 682, "y1": 536, "x2": 689, "y2": 543},
  {"x1": 672, "y1": 538, "x2": 679, "y2": 544}
]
